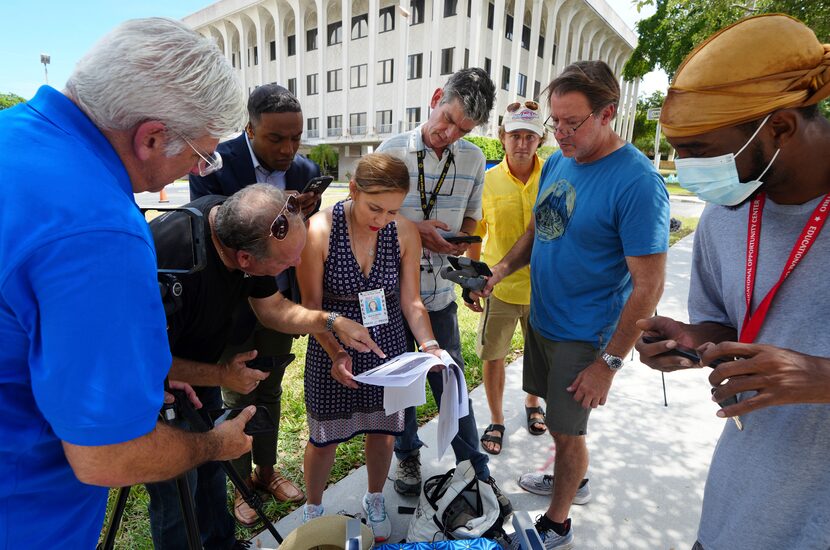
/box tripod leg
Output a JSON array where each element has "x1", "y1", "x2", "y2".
[
  {"x1": 661, "y1": 371, "x2": 668, "y2": 407},
  {"x1": 175, "y1": 473, "x2": 203, "y2": 550},
  {"x1": 97, "y1": 486, "x2": 131, "y2": 550}
]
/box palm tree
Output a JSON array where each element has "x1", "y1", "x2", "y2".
[{"x1": 308, "y1": 144, "x2": 338, "y2": 177}]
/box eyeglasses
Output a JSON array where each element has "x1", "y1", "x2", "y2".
[
  {"x1": 264, "y1": 195, "x2": 300, "y2": 241},
  {"x1": 544, "y1": 111, "x2": 594, "y2": 138},
  {"x1": 506, "y1": 100, "x2": 540, "y2": 112},
  {"x1": 175, "y1": 132, "x2": 223, "y2": 177}
]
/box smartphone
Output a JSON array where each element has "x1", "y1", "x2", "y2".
[
  {"x1": 446, "y1": 255, "x2": 492, "y2": 277},
  {"x1": 247, "y1": 353, "x2": 295, "y2": 372},
  {"x1": 444, "y1": 234, "x2": 482, "y2": 244},
  {"x1": 213, "y1": 406, "x2": 276, "y2": 436},
  {"x1": 302, "y1": 175, "x2": 333, "y2": 195}
]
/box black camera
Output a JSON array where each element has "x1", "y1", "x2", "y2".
[
  {"x1": 440, "y1": 255, "x2": 493, "y2": 304},
  {"x1": 142, "y1": 207, "x2": 207, "y2": 317}
]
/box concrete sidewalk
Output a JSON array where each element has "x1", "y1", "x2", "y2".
[{"x1": 253, "y1": 233, "x2": 725, "y2": 549}]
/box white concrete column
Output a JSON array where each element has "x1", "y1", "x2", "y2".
[
  {"x1": 367, "y1": 0, "x2": 378, "y2": 135},
  {"x1": 251, "y1": 10, "x2": 266, "y2": 86},
  {"x1": 582, "y1": 22, "x2": 600, "y2": 60},
  {"x1": 554, "y1": 4, "x2": 576, "y2": 76},
  {"x1": 395, "y1": 0, "x2": 408, "y2": 134},
  {"x1": 214, "y1": 23, "x2": 231, "y2": 70},
  {"x1": 290, "y1": 0, "x2": 304, "y2": 102},
  {"x1": 624, "y1": 78, "x2": 639, "y2": 141},
  {"x1": 526, "y1": 0, "x2": 542, "y2": 99},
  {"x1": 340, "y1": 0, "x2": 351, "y2": 137},
  {"x1": 228, "y1": 17, "x2": 247, "y2": 93},
  {"x1": 469, "y1": 0, "x2": 484, "y2": 68},
  {"x1": 262, "y1": 0, "x2": 282, "y2": 85},
  {"x1": 509, "y1": 0, "x2": 525, "y2": 96},
  {"x1": 542, "y1": 0, "x2": 564, "y2": 91},
  {"x1": 490, "y1": 0, "x2": 506, "y2": 93},
  {"x1": 317, "y1": 0, "x2": 328, "y2": 139},
  {"x1": 568, "y1": 13, "x2": 588, "y2": 64},
  {"x1": 454, "y1": 0, "x2": 468, "y2": 71},
  {"x1": 427, "y1": 0, "x2": 442, "y2": 94}
]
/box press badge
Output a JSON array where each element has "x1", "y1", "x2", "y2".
[{"x1": 358, "y1": 288, "x2": 389, "y2": 327}]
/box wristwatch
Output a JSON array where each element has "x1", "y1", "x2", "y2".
[
  {"x1": 325, "y1": 311, "x2": 340, "y2": 332},
  {"x1": 601, "y1": 352, "x2": 624, "y2": 371}
]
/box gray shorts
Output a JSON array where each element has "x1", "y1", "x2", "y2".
[{"x1": 523, "y1": 324, "x2": 600, "y2": 436}]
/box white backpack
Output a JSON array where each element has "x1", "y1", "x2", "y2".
[{"x1": 407, "y1": 460, "x2": 504, "y2": 542}]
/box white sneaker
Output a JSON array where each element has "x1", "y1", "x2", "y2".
[
  {"x1": 302, "y1": 503, "x2": 324, "y2": 523},
  {"x1": 362, "y1": 492, "x2": 391, "y2": 542},
  {"x1": 518, "y1": 473, "x2": 591, "y2": 504}
]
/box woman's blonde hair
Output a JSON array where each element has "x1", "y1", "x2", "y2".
[{"x1": 352, "y1": 153, "x2": 410, "y2": 194}]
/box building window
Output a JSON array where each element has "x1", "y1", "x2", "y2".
[
  {"x1": 406, "y1": 107, "x2": 421, "y2": 130},
  {"x1": 379, "y1": 5, "x2": 396, "y2": 32},
  {"x1": 378, "y1": 59, "x2": 394, "y2": 84},
  {"x1": 521, "y1": 25, "x2": 531, "y2": 50},
  {"x1": 487, "y1": 2, "x2": 494, "y2": 29},
  {"x1": 307, "y1": 73, "x2": 319, "y2": 95},
  {"x1": 501, "y1": 66, "x2": 510, "y2": 91},
  {"x1": 410, "y1": 0, "x2": 424, "y2": 25},
  {"x1": 538, "y1": 35, "x2": 545, "y2": 58},
  {"x1": 484, "y1": 57, "x2": 491, "y2": 77},
  {"x1": 444, "y1": 0, "x2": 457, "y2": 17},
  {"x1": 327, "y1": 115, "x2": 342, "y2": 137},
  {"x1": 534, "y1": 80, "x2": 541, "y2": 100},
  {"x1": 307, "y1": 29, "x2": 318, "y2": 51},
  {"x1": 269, "y1": 41, "x2": 276, "y2": 61},
  {"x1": 377, "y1": 110, "x2": 393, "y2": 134},
  {"x1": 253, "y1": 46, "x2": 258, "y2": 65},
  {"x1": 350, "y1": 64, "x2": 368, "y2": 88},
  {"x1": 505, "y1": 14, "x2": 513, "y2": 40},
  {"x1": 287, "y1": 78, "x2": 297, "y2": 96},
  {"x1": 327, "y1": 69, "x2": 342, "y2": 92},
  {"x1": 351, "y1": 14, "x2": 369, "y2": 40},
  {"x1": 552, "y1": 43, "x2": 557, "y2": 65},
  {"x1": 350, "y1": 112, "x2": 367, "y2": 135},
  {"x1": 408, "y1": 53, "x2": 423, "y2": 80},
  {"x1": 441, "y1": 47, "x2": 454, "y2": 75},
  {"x1": 467, "y1": 0, "x2": 472, "y2": 17},
  {"x1": 287, "y1": 35, "x2": 296, "y2": 56},
  {"x1": 464, "y1": 48, "x2": 470, "y2": 69},
  {"x1": 517, "y1": 73, "x2": 527, "y2": 97},
  {"x1": 231, "y1": 52, "x2": 236, "y2": 68},
  {"x1": 307, "y1": 117, "x2": 319, "y2": 138},
  {"x1": 328, "y1": 21, "x2": 342, "y2": 45}
]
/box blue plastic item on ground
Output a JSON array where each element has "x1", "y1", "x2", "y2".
[{"x1": 376, "y1": 540, "x2": 501, "y2": 549}]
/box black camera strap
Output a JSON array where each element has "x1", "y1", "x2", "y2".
[{"x1": 417, "y1": 149, "x2": 453, "y2": 220}]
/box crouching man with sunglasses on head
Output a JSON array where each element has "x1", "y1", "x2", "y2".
[{"x1": 147, "y1": 183, "x2": 383, "y2": 550}]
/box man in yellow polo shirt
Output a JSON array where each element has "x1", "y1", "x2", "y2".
[{"x1": 467, "y1": 100, "x2": 547, "y2": 454}]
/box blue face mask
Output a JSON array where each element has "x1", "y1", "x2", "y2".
[{"x1": 674, "y1": 114, "x2": 781, "y2": 206}]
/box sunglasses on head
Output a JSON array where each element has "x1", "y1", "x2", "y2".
[
  {"x1": 266, "y1": 195, "x2": 300, "y2": 241},
  {"x1": 506, "y1": 100, "x2": 540, "y2": 113}
]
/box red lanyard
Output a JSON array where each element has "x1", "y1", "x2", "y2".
[{"x1": 740, "y1": 192, "x2": 830, "y2": 342}]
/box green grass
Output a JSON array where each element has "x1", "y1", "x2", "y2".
[
  {"x1": 101, "y1": 182, "x2": 698, "y2": 546},
  {"x1": 665, "y1": 182, "x2": 694, "y2": 196}
]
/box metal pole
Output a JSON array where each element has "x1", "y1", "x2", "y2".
[{"x1": 653, "y1": 119, "x2": 661, "y2": 169}]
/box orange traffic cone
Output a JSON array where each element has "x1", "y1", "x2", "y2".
[{"x1": 159, "y1": 188, "x2": 169, "y2": 203}]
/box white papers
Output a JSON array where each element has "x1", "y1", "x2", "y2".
[{"x1": 353, "y1": 350, "x2": 469, "y2": 458}]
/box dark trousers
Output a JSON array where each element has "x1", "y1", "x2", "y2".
[
  {"x1": 146, "y1": 387, "x2": 236, "y2": 550},
  {"x1": 394, "y1": 301, "x2": 490, "y2": 480}
]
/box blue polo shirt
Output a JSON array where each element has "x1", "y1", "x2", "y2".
[
  {"x1": 530, "y1": 143, "x2": 670, "y2": 345},
  {"x1": 0, "y1": 87, "x2": 171, "y2": 548}
]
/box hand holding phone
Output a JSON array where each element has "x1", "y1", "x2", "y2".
[{"x1": 443, "y1": 234, "x2": 482, "y2": 244}]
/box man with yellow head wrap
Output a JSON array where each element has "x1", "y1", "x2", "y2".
[{"x1": 636, "y1": 14, "x2": 830, "y2": 550}]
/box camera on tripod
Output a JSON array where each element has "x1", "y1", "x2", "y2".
[{"x1": 440, "y1": 255, "x2": 493, "y2": 304}]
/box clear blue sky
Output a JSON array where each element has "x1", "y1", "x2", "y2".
[{"x1": 1, "y1": 0, "x2": 664, "y2": 100}]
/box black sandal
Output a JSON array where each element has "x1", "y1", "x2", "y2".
[
  {"x1": 480, "y1": 424, "x2": 505, "y2": 455},
  {"x1": 525, "y1": 406, "x2": 547, "y2": 436}
]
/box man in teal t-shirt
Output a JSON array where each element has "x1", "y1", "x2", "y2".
[{"x1": 479, "y1": 60, "x2": 669, "y2": 549}]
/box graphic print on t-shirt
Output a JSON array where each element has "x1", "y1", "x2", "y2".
[{"x1": 535, "y1": 178, "x2": 576, "y2": 241}]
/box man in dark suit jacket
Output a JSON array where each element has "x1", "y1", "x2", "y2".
[{"x1": 190, "y1": 84, "x2": 321, "y2": 526}]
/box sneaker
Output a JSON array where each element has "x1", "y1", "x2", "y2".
[
  {"x1": 535, "y1": 516, "x2": 574, "y2": 550},
  {"x1": 394, "y1": 451, "x2": 422, "y2": 496},
  {"x1": 485, "y1": 476, "x2": 513, "y2": 519},
  {"x1": 362, "y1": 492, "x2": 392, "y2": 542},
  {"x1": 302, "y1": 503, "x2": 325, "y2": 524},
  {"x1": 518, "y1": 473, "x2": 591, "y2": 504}
]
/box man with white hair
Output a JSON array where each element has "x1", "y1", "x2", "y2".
[{"x1": 0, "y1": 18, "x2": 254, "y2": 548}]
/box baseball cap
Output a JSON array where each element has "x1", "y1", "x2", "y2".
[{"x1": 502, "y1": 100, "x2": 545, "y2": 136}]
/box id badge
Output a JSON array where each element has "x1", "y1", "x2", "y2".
[{"x1": 358, "y1": 288, "x2": 389, "y2": 328}]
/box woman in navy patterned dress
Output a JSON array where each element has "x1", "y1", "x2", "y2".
[{"x1": 297, "y1": 153, "x2": 442, "y2": 541}]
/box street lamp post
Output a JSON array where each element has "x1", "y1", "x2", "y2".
[{"x1": 40, "y1": 54, "x2": 51, "y2": 85}]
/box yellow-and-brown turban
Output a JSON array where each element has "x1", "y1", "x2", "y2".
[{"x1": 661, "y1": 14, "x2": 830, "y2": 138}]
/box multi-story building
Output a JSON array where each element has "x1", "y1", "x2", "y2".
[{"x1": 184, "y1": 0, "x2": 639, "y2": 178}]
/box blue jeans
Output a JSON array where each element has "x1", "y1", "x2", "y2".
[
  {"x1": 394, "y1": 301, "x2": 490, "y2": 480},
  {"x1": 146, "y1": 386, "x2": 236, "y2": 550}
]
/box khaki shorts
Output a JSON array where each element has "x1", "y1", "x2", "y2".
[
  {"x1": 476, "y1": 295, "x2": 530, "y2": 361},
  {"x1": 523, "y1": 324, "x2": 600, "y2": 436}
]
